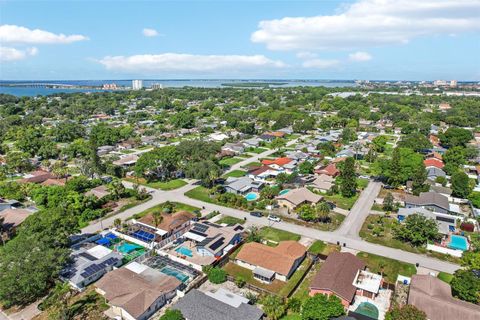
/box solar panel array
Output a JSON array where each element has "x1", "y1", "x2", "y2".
[
  {"x1": 80, "y1": 257, "x2": 120, "y2": 278},
  {"x1": 209, "y1": 237, "x2": 225, "y2": 251},
  {"x1": 132, "y1": 230, "x2": 155, "y2": 242}
]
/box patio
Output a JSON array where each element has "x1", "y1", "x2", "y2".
[
  {"x1": 163, "y1": 240, "x2": 216, "y2": 266},
  {"x1": 349, "y1": 288, "x2": 392, "y2": 320}
]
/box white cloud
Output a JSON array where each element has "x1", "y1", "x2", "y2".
[
  {"x1": 98, "y1": 53, "x2": 286, "y2": 73},
  {"x1": 0, "y1": 24, "x2": 88, "y2": 44},
  {"x1": 302, "y1": 58, "x2": 340, "y2": 69},
  {"x1": 142, "y1": 28, "x2": 159, "y2": 37},
  {"x1": 0, "y1": 46, "x2": 38, "y2": 61},
  {"x1": 349, "y1": 51, "x2": 372, "y2": 62},
  {"x1": 296, "y1": 51, "x2": 318, "y2": 59},
  {"x1": 251, "y1": 0, "x2": 480, "y2": 51}
]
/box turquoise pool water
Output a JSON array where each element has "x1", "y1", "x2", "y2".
[
  {"x1": 160, "y1": 266, "x2": 189, "y2": 282},
  {"x1": 118, "y1": 243, "x2": 142, "y2": 254},
  {"x1": 175, "y1": 246, "x2": 193, "y2": 257},
  {"x1": 279, "y1": 189, "x2": 290, "y2": 196},
  {"x1": 448, "y1": 235, "x2": 468, "y2": 251},
  {"x1": 245, "y1": 192, "x2": 259, "y2": 201}
]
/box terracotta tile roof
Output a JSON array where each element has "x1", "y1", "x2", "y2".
[
  {"x1": 265, "y1": 131, "x2": 286, "y2": 138},
  {"x1": 236, "y1": 241, "x2": 306, "y2": 276},
  {"x1": 310, "y1": 252, "x2": 365, "y2": 303},
  {"x1": 85, "y1": 185, "x2": 110, "y2": 199},
  {"x1": 408, "y1": 275, "x2": 480, "y2": 320},
  {"x1": 96, "y1": 268, "x2": 180, "y2": 319},
  {"x1": 138, "y1": 211, "x2": 195, "y2": 232},
  {"x1": 249, "y1": 165, "x2": 273, "y2": 176},
  {"x1": 424, "y1": 158, "x2": 444, "y2": 169},
  {"x1": 262, "y1": 157, "x2": 293, "y2": 166},
  {"x1": 18, "y1": 170, "x2": 54, "y2": 184},
  {"x1": 0, "y1": 208, "x2": 32, "y2": 230},
  {"x1": 41, "y1": 178, "x2": 67, "y2": 186},
  {"x1": 315, "y1": 163, "x2": 339, "y2": 177},
  {"x1": 427, "y1": 152, "x2": 443, "y2": 160}
]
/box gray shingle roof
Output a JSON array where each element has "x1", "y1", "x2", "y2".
[{"x1": 172, "y1": 289, "x2": 263, "y2": 320}]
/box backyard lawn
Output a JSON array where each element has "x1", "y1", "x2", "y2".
[
  {"x1": 124, "y1": 177, "x2": 187, "y2": 190},
  {"x1": 129, "y1": 201, "x2": 200, "y2": 220},
  {"x1": 219, "y1": 157, "x2": 243, "y2": 167},
  {"x1": 281, "y1": 212, "x2": 345, "y2": 232},
  {"x1": 222, "y1": 170, "x2": 247, "y2": 178},
  {"x1": 356, "y1": 252, "x2": 417, "y2": 283},
  {"x1": 184, "y1": 186, "x2": 215, "y2": 204},
  {"x1": 223, "y1": 257, "x2": 312, "y2": 297},
  {"x1": 359, "y1": 215, "x2": 461, "y2": 264},
  {"x1": 291, "y1": 261, "x2": 323, "y2": 302},
  {"x1": 437, "y1": 272, "x2": 453, "y2": 284},
  {"x1": 323, "y1": 193, "x2": 359, "y2": 210},
  {"x1": 259, "y1": 227, "x2": 301, "y2": 243},
  {"x1": 216, "y1": 216, "x2": 245, "y2": 226},
  {"x1": 246, "y1": 147, "x2": 268, "y2": 154},
  {"x1": 242, "y1": 161, "x2": 262, "y2": 169}
]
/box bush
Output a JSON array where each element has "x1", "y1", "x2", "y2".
[
  {"x1": 235, "y1": 275, "x2": 246, "y2": 288},
  {"x1": 207, "y1": 267, "x2": 227, "y2": 284},
  {"x1": 160, "y1": 309, "x2": 184, "y2": 320}
]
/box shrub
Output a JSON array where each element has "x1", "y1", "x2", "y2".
[{"x1": 207, "y1": 267, "x2": 227, "y2": 284}]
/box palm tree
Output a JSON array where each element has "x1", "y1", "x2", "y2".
[
  {"x1": 152, "y1": 210, "x2": 164, "y2": 228},
  {"x1": 113, "y1": 218, "x2": 122, "y2": 229},
  {"x1": 108, "y1": 179, "x2": 125, "y2": 200},
  {"x1": 317, "y1": 202, "x2": 331, "y2": 223},
  {"x1": 260, "y1": 295, "x2": 285, "y2": 320}
]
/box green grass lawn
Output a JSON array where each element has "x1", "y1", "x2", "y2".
[
  {"x1": 259, "y1": 227, "x2": 301, "y2": 243},
  {"x1": 291, "y1": 261, "x2": 323, "y2": 302},
  {"x1": 124, "y1": 177, "x2": 187, "y2": 190},
  {"x1": 437, "y1": 272, "x2": 453, "y2": 284},
  {"x1": 242, "y1": 161, "x2": 262, "y2": 169},
  {"x1": 223, "y1": 258, "x2": 311, "y2": 297},
  {"x1": 357, "y1": 178, "x2": 369, "y2": 189},
  {"x1": 185, "y1": 186, "x2": 216, "y2": 204},
  {"x1": 120, "y1": 149, "x2": 135, "y2": 154},
  {"x1": 281, "y1": 314, "x2": 302, "y2": 320},
  {"x1": 359, "y1": 215, "x2": 461, "y2": 264},
  {"x1": 246, "y1": 147, "x2": 268, "y2": 154},
  {"x1": 323, "y1": 193, "x2": 359, "y2": 210},
  {"x1": 222, "y1": 170, "x2": 247, "y2": 178},
  {"x1": 357, "y1": 252, "x2": 417, "y2": 283},
  {"x1": 219, "y1": 157, "x2": 244, "y2": 166},
  {"x1": 281, "y1": 212, "x2": 345, "y2": 232},
  {"x1": 129, "y1": 201, "x2": 200, "y2": 220},
  {"x1": 308, "y1": 241, "x2": 326, "y2": 254},
  {"x1": 216, "y1": 216, "x2": 245, "y2": 226}
]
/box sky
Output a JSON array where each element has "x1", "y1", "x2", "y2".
[{"x1": 0, "y1": 0, "x2": 479, "y2": 81}]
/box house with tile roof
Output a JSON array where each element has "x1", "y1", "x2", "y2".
[
  {"x1": 424, "y1": 158, "x2": 444, "y2": 169},
  {"x1": 315, "y1": 163, "x2": 340, "y2": 177},
  {"x1": 309, "y1": 252, "x2": 367, "y2": 308},
  {"x1": 276, "y1": 187, "x2": 323, "y2": 210},
  {"x1": 235, "y1": 241, "x2": 306, "y2": 282},
  {"x1": 96, "y1": 265, "x2": 181, "y2": 320},
  {"x1": 172, "y1": 289, "x2": 263, "y2": 320}
]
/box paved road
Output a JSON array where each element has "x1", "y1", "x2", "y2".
[
  {"x1": 336, "y1": 181, "x2": 382, "y2": 239},
  {"x1": 81, "y1": 140, "x2": 461, "y2": 274}
]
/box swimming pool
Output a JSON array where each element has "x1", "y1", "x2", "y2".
[
  {"x1": 160, "y1": 266, "x2": 189, "y2": 282},
  {"x1": 448, "y1": 235, "x2": 468, "y2": 251},
  {"x1": 118, "y1": 243, "x2": 142, "y2": 254},
  {"x1": 355, "y1": 302, "x2": 379, "y2": 319},
  {"x1": 244, "y1": 192, "x2": 259, "y2": 201},
  {"x1": 279, "y1": 189, "x2": 290, "y2": 196},
  {"x1": 175, "y1": 246, "x2": 193, "y2": 257}
]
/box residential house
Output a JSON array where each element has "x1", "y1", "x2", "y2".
[
  {"x1": 285, "y1": 150, "x2": 309, "y2": 161},
  {"x1": 262, "y1": 157, "x2": 297, "y2": 173},
  {"x1": 235, "y1": 241, "x2": 306, "y2": 282},
  {"x1": 408, "y1": 275, "x2": 480, "y2": 320},
  {"x1": 224, "y1": 176, "x2": 264, "y2": 195},
  {"x1": 309, "y1": 252, "x2": 366, "y2": 308},
  {"x1": 315, "y1": 163, "x2": 340, "y2": 177},
  {"x1": 113, "y1": 154, "x2": 139, "y2": 167},
  {"x1": 85, "y1": 185, "x2": 111, "y2": 200},
  {"x1": 243, "y1": 137, "x2": 262, "y2": 147},
  {"x1": 222, "y1": 142, "x2": 245, "y2": 155},
  {"x1": 61, "y1": 243, "x2": 123, "y2": 290},
  {"x1": 426, "y1": 167, "x2": 446, "y2": 180},
  {"x1": 404, "y1": 192, "x2": 451, "y2": 214},
  {"x1": 134, "y1": 211, "x2": 196, "y2": 247},
  {"x1": 276, "y1": 187, "x2": 322, "y2": 210},
  {"x1": 424, "y1": 158, "x2": 445, "y2": 169},
  {"x1": 18, "y1": 170, "x2": 54, "y2": 184},
  {"x1": 0, "y1": 208, "x2": 34, "y2": 236},
  {"x1": 181, "y1": 221, "x2": 244, "y2": 261},
  {"x1": 309, "y1": 174, "x2": 334, "y2": 193},
  {"x1": 0, "y1": 198, "x2": 20, "y2": 212},
  {"x1": 248, "y1": 165, "x2": 280, "y2": 183},
  {"x1": 96, "y1": 264, "x2": 181, "y2": 320},
  {"x1": 209, "y1": 132, "x2": 229, "y2": 142},
  {"x1": 172, "y1": 289, "x2": 263, "y2": 320},
  {"x1": 397, "y1": 207, "x2": 459, "y2": 234}
]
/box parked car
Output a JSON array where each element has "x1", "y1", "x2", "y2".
[
  {"x1": 268, "y1": 214, "x2": 281, "y2": 222},
  {"x1": 250, "y1": 211, "x2": 263, "y2": 217}
]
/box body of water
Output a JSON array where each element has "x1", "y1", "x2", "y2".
[{"x1": 0, "y1": 79, "x2": 356, "y2": 97}]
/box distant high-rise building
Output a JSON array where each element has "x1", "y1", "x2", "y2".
[
  {"x1": 450, "y1": 80, "x2": 458, "y2": 87},
  {"x1": 132, "y1": 79, "x2": 143, "y2": 90},
  {"x1": 433, "y1": 80, "x2": 447, "y2": 86},
  {"x1": 151, "y1": 83, "x2": 163, "y2": 89}
]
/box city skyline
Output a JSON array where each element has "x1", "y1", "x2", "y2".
[{"x1": 1, "y1": 0, "x2": 480, "y2": 81}]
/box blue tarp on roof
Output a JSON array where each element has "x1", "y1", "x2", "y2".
[
  {"x1": 105, "y1": 233, "x2": 118, "y2": 240},
  {"x1": 96, "y1": 238, "x2": 111, "y2": 246}
]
